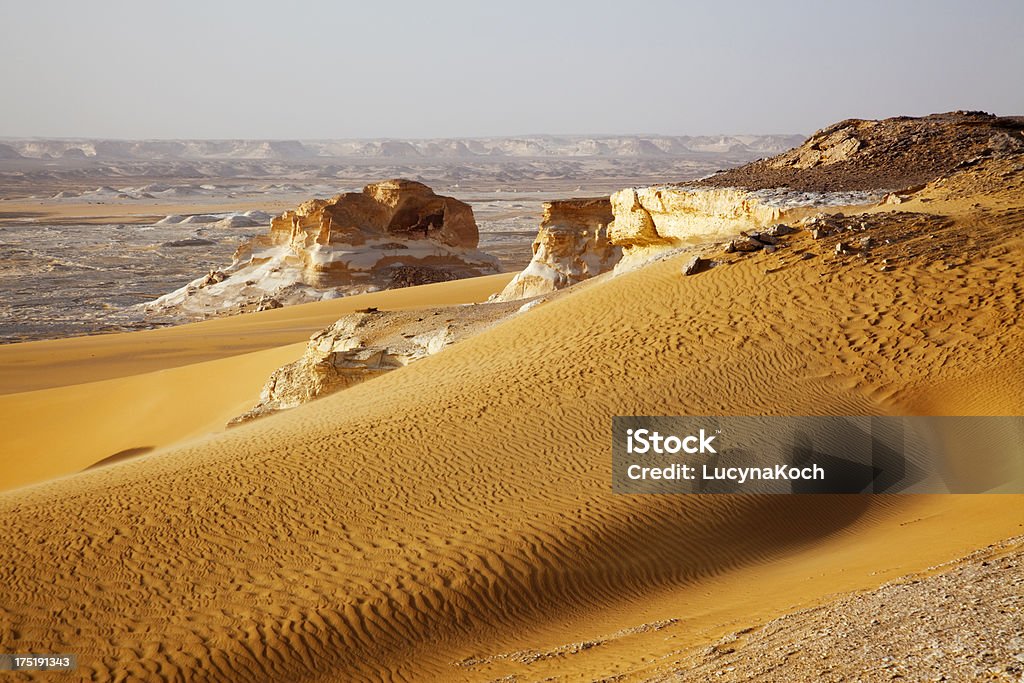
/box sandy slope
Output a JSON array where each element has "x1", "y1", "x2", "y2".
[
  {"x1": 0, "y1": 178, "x2": 1023, "y2": 680},
  {"x1": 0, "y1": 343, "x2": 304, "y2": 491},
  {"x1": 0, "y1": 273, "x2": 514, "y2": 395},
  {"x1": 0, "y1": 274, "x2": 514, "y2": 491}
]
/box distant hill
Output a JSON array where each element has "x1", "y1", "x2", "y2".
[{"x1": 0, "y1": 134, "x2": 805, "y2": 161}]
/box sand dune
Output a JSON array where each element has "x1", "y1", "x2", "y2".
[
  {"x1": 0, "y1": 343, "x2": 304, "y2": 491},
  {"x1": 0, "y1": 273, "x2": 514, "y2": 395},
  {"x1": 1, "y1": 171, "x2": 1022, "y2": 681},
  {"x1": 0, "y1": 274, "x2": 514, "y2": 493}
]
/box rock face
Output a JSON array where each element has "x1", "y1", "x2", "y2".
[
  {"x1": 773, "y1": 126, "x2": 862, "y2": 169},
  {"x1": 495, "y1": 197, "x2": 620, "y2": 300},
  {"x1": 231, "y1": 301, "x2": 525, "y2": 423},
  {"x1": 146, "y1": 180, "x2": 500, "y2": 316},
  {"x1": 607, "y1": 186, "x2": 838, "y2": 268}
]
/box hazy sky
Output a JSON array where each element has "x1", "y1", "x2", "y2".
[{"x1": 2, "y1": 0, "x2": 1022, "y2": 139}]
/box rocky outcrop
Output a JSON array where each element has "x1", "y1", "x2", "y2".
[
  {"x1": 769, "y1": 125, "x2": 862, "y2": 169},
  {"x1": 700, "y1": 111, "x2": 1024, "y2": 192},
  {"x1": 0, "y1": 143, "x2": 23, "y2": 160},
  {"x1": 231, "y1": 301, "x2": 525, "y2": 423},
  {"x1": 145, "y1": 180, "x2": 500, "y2": 317},
  {"x1": 495, "y1": 197, "x2": 619, "y2": 300},
  {"x1": 266, "y1": 178, "x2": 478, "y2": 255},
  {"x1": 606, "y1": 186, "x2": 856, "y2": 268},
  {"x1": 603, "y1": 113, "x2": 1024, "y2": 267}
]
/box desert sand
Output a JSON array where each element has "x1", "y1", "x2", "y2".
[
  {"x1": 0, "y1": 273, "x2": 513, "y2": 490},
  {"x1": 1, "y1": 119, "x2": 1023, "y2": 681}
]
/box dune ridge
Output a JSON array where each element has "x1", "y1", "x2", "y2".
[{"x1": 0, "y1": 273, "x2": 514, "y2": 397}]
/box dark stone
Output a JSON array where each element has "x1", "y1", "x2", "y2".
[
  {"x1": 766, "y1": 223, "x2": 798, "y2": 237},
  {"x1": 682, "y1": 255, "x2": 713, "y2": 276},
  {"x1": 730, "y1": 236, "x2": 764, "y2": 252},
  {"x1": 751, "y1": 232, "x2": 778, "y2": 245}
]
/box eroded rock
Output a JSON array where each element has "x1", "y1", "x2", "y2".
[
  {"x1": 230, "y1": 300, "x2": 528, "y2": 423},
  {"x1": 727, "y1": 236, "x2": 764, "y2": 253},
  {"x1": 145, "y1": 179, "x2": 500, "y2": 317},
  {"x1": 682, "y1": 255, "x2": 714, "y2": 276},
  {"x1": 495, "y1": 197, "x2": 620, "y2": 301},
  {"x1": 606, "y1": 186, "x2": 860, "y2": 269}
]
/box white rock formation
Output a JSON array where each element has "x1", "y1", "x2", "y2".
[
  {"x1": 145, "y1": 180, "x2": 500, "y2": 317},
  {"x1": 608, "y1": 185, "x2": 878, "y2": 269},
  {"x1": 495, "y1": 197, "x2": 620, "y2": 301},
  {"x1": 231, "y1": 301, "x2": 525, "y2": 423}
]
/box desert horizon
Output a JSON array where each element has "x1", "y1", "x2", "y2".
[{"x1": 2, "y1": 1, "x2": 1023, "y2": 681}]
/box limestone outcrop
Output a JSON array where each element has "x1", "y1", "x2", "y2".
[
  {"x1": 231, "y1": 301, "x2": 525, "y2": 423},
  {"x1": 605, "y1": 114, "x2": 1024, "y2": 267},
  {"x1": 608, "y1": 186, "x2": 815, "y2": 267},
  {"x1": 495, "y1": 197, "x2": 620, "y2": 301},
  {"x1": 145, "y1": 180, "x2": 500, "y2": 317}
]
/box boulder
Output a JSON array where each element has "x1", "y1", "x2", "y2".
[
  {"x1": 682, "y1": 255, "x2": 714, "y2": 276},
  {"x1": 764, "y1": 224, "x2": 798, "y2": 237},
  {"x1": 200, "y1": 270, "x2": 227, "y2": 287},
  {"x1": 255, "y1": 296, "x2": 283, "y2": 312},
  {"x1": 748, "y1": 231, "x2": 778, "y2": 245},
  {"x1": 727, "y1": 236, "x2": 764, "y2": 253}
]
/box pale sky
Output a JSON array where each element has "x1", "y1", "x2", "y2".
[{"x1": 1, "y1": 0, "x2": 1022, "y2": 139}]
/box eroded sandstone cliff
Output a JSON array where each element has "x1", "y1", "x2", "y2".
[{"x1": 606, "y1": 185, "x2": 868, "y2": 267}]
